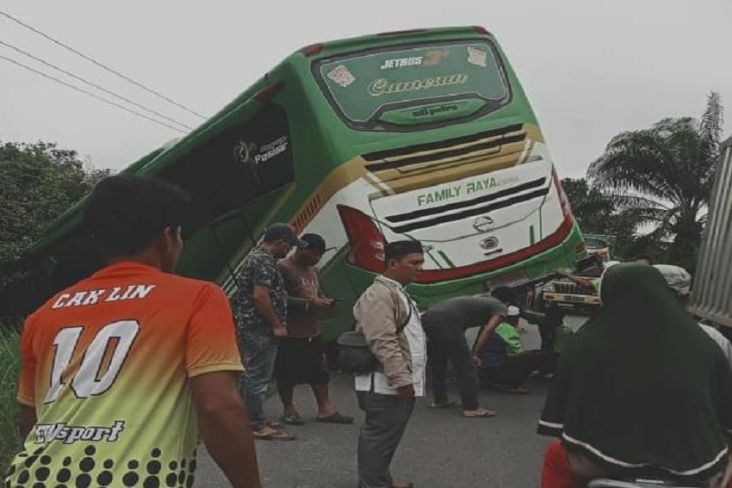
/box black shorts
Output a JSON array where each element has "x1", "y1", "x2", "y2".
[{"x1": 275, "y1": 336, "x2": 329, "y2": 387}]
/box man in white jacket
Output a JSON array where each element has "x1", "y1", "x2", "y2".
[{"x1": 353, "y1": 240, "x2": 426, "y2": 488}]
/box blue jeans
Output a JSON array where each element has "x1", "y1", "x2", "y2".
[{"x1": 239, "y1": 333, "x2": 278, "y2": 430}]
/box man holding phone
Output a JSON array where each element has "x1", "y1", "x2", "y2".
[{"x1": 276, "y1": 233, "x2": 354, "y2": 425}]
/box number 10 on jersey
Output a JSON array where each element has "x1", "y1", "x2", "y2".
[{"x1": 45, "y1": 320, "x2": 140, "y2": 403}]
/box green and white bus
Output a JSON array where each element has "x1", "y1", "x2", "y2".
[{"x1": 32, "y1": 26, "x2": 585, "y2": 340}]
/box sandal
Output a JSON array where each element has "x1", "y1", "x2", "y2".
[
  {"x1": 280, "y1": 412, "x2": 305, "y2": 426},
  {"x1": 463, "y1": 407, "x2": 497, "y2": 418},
  {"x1": 252, "y1": 427, "x2": 297, "y2": 441},
  {"x1": 316, "y1": 412, "x2": 354, "y2": 424}
]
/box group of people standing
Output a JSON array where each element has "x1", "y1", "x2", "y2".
[
  {"x1": 235, "y1": 224, "x2": 353, "y2": 441},
  {"x1": 4, "y1": 175, "x2": 558, "y2": 488},
  {"x1": 6, "y1": 174, "x2": 732, "y2": 488},
  {"x1": 226, "y1": 221, "x2": 582, "y2": 486}
]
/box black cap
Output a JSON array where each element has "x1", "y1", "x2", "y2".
[
  {"x1": 384, "y1": 240, "x2": 423, "y2": 263},
  {"x1": 299, "y1": 233, "x2": 326, "y2": 253},
  {"x1": 263, "y1": 223, "x2": 307, "y2": 247}
]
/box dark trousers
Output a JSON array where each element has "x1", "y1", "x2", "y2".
[
  {"x1": 480, "y1": 351, "x2": 554, "y2": 388},
  {"x1": 425, "y1": 323, "x2": 480, "y2": 411},
  {"x1": 356, "y1": 391, "x2": 415, "y2": 488}
]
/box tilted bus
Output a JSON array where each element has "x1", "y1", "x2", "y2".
[{"x1": 31, "y1": 26, "x2": 585, "y2": 340}]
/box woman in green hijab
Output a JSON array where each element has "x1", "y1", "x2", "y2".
[{"x1": 538, "y1": 263, "x2": 732, "y2": 486}]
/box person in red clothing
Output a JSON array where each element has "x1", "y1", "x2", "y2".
[{"x1": 4, "y1": 175, "x2": 261, "y2": 488}]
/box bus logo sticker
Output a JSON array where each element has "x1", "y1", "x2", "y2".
[
  {"x1": 467, "y1": 47, "x2": 487, "y2": 68},
  {"x1": 473, "y1": 215, "x2": 495, "y2": 233},
  {"x1": 234, "y1": 136, "x2": 289, "y2": 184},
  {"x1": 327, "y1": 65, "x2": 356, "y2": 88},
  {"x1": 480, "y1": 236, "x2": 499, "y2": 250},
  {"x1": 368, "y1": 73, "x2": 469, "y2": 97},
  {"x1": 380, "y1": 56, "x2": 423, "y2": 70}
]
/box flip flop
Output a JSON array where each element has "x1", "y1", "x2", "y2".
[
  {"x1": 463, "y1": 408, "x2": 497, "y2": 418},
  {"x1": 253, "y1": 428, "x2": 297, "y2": 441},
  {"x1": 316, "y1": 412, "x2": 354, "y2": 424}
]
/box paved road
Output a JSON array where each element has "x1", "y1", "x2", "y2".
[{"x1": 196, "y1": 317, "x2": 587, "y2": 488}]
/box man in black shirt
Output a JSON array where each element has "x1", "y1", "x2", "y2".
[{"x1": 422, "y1": 296, "x2": 506, "y2": 417}]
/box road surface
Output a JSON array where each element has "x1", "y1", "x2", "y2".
[{"x1": 196, "y1": 316, "x2": 587, "y2": 487}]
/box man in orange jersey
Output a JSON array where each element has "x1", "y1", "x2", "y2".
[{"x1": 4, "y1": 176, "x2": 261, "y2": 488}]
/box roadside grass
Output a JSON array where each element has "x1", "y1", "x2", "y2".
[{"x1": 0, "y1": 324, "x2": 21, "y2": 475}]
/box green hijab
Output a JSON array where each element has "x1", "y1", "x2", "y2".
[{"x1": 539, "y1": 263, "x2": 732, "y2": 481}]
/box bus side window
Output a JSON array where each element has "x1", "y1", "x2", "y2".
[{"x1": 161, "y1": 104, "x2": 295, "y2": 232}]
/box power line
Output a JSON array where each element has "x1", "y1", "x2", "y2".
[
  {"x1": 0, "y1": 54, "x2": 187, "y2": 134},
  {"x1": 0, "y1": 10, "x2": 207, "y2": 120},
  {"x1": 0, "y1": 39, "x2": 194, "y2": 130}
]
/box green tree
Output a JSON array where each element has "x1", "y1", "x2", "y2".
[
  {"x1": 0, "y1": 141, "x2": 109, "y2": 321},
  {"x1": 562, "y1": 177, "x2": 645, "y2": 259},
  {"x1": 561, "y1": 178, "x2": 614, "y2": 233},
  {"x1": 587, "y1": 92, "x2": 724, "y2": 271}
]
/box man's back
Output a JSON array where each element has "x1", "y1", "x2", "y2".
[
  {"x1": 5, "y1": 262, "x2": 242, "y2": 487},
  {"x1": 423, "y1": 296, "x2": 507, "y2": 330}
]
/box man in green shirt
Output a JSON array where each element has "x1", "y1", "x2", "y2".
[{"x1": 475, "y1": 306, "x2": 553, "y2": 393}]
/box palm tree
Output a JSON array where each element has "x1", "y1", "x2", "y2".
[{"x1": 587, "y1": 92, "x2": 724, "y2": 271}]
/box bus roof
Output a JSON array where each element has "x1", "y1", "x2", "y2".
[
  {"x1": 300, "y1": 26, "x2": 491, "y2": 58},
  {"x1": 28, "y1": 26, "x2": 495, "y2": 257}
]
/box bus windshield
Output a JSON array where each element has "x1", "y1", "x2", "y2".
[{"x1": 315, "y1": 40, "x2": 510, "y2": 129}]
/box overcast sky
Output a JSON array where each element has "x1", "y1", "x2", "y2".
[{"x1": 1, "y1": 0, "x2": 730, "y2": 179}]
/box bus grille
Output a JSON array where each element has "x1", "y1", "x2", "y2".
[{"x1": 362, "y1": 123, "x2": 526, "y2": 175}]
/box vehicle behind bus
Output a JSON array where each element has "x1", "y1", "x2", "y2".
[
  {"x1": 691, "y1": 136, "x2": 732, "y2": 333},
  {"x1": 30, "y1": 27, "x2": 585, "y2": 341}
]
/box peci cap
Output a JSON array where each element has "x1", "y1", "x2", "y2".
[
  {"x1": 654, "y1": 264, "x2": 692, "y2": 297},
  {"x1": 298, "y1": 233, "x2": 326, "y2": 253},
  {"x1": 384, "y1": 240, "x2": 424, "y2": 263},
  {"x1": 263, "y1": 223, "x2": 307, "y2": 248}
]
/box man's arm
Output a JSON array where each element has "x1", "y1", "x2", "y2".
[
  {"x1": 472, "y1": 314, "x2": 504, "y2": 364},
  {"x1": 252, "y1": 285, "x2": 287, "y2": 338},
  {"x1": 192, "y1": 372, "x2": 261, "y2": 488},
  {"x1": 19, "y1": 405, "x2": 36, "y2": 440},
  {"x1": 287, "y1": 295, "x2": 334, "y2": 312},
  {"x1": 554, "y1": 269, "x2": 595, "y2": 289}
]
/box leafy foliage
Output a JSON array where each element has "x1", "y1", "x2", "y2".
[
  {"x1": 0, "y1": 323, "x2": 21, "y2": 474},
  {"x1": 0, "y1": 141, "x2": 110, "y2": 321},
  {"x1": 587, "y1": 93, "x2": 724, "y2": 271},
  {"x1": 562, "y1": 177, "x2": 648, "y2": 259}
]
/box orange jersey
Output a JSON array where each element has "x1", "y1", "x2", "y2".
[{"x1": 5, "y1": 262, "x2": 243, "y2": 487}]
